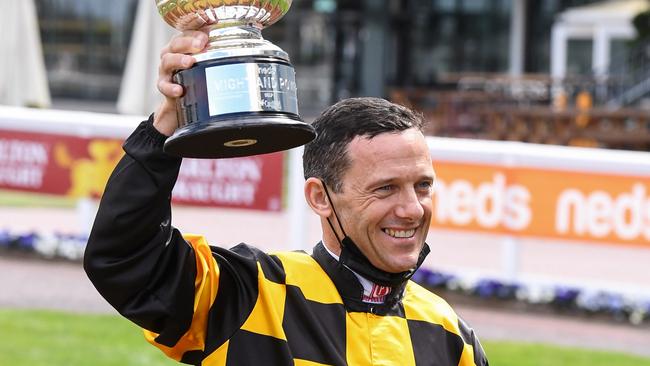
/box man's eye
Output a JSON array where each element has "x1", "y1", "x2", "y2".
[
  {"x1": 417, "y1": 181, "x2": 433, "y2": 191},
  {"x1": 377, "y1": 185, "x2": 393, "y2": 192}
]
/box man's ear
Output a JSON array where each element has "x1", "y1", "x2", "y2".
[{"x1": 304, "y1": 177, "x2": 332, "y2": 218}]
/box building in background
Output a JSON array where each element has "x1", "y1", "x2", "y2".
[
  {"x1": 33, "y1": 0, "x2": 649, "y2": 149},
  {"x1": 34, "y1": 0, "x2": 338, "y2": 115},
  {"x1": 34, "y1": 0, "x2": 599, "y2": 105},
  {"x1": 36, "y1": 0, "x2": 137, "y2": 101}
]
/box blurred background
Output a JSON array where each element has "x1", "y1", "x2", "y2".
[
  {"x1": 12, "y1": 0, "x2": 650, "y2": 142},
  {"x1": 1, "y1": 0, "x2": 650, "y2": 365}
]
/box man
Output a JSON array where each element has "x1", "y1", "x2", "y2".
[{"x1": 84, "y1": 30, "x2": 488, "y2": 366}]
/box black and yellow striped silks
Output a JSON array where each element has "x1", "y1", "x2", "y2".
[
  {"x1": 143, "y1": 234, "x2": 488, "y2": 366},
  {"x1": 84, "y1": 118, "x2": 488, "y2": 366}
]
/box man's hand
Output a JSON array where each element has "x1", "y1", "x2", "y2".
[{"x1": 153, "y1": 30, "x2": 209, "y2": 137}]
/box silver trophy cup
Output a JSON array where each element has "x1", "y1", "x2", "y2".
[{"x1": 155, "y1": 0, "x2": 316, "y2": 158}]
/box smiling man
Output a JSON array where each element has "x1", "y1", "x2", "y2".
[
  {"x1": 84, "y1": 31, "x2": 488, "y2": 366},
  {"x1": 303, "y1": 102, "x2": 435, "y2": 278}
]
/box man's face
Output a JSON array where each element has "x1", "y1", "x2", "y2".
[{"x1": 330, "y1": 128, "x2": 435, "y2": 273}]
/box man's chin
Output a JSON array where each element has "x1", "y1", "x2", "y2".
[{"x1": 381, "y1": 258, "x2": 419, "y2": 274}]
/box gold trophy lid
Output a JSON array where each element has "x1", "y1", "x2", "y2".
[{"x1": 156, "y1": 0, "x2": 292, "y2": 30}]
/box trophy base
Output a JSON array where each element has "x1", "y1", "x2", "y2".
[
  {"x1": 164, "y1": 113, "x2": 316, "y2": 159},
  {"x1": 169, "y1": 55, "x2": 315, "y2": 159}
]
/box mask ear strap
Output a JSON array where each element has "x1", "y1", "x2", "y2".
[{"x1": 322, "y1": 182, "x2": 348, "y2": 246}]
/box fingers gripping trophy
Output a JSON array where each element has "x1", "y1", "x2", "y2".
[{"x1": 155, "y1": 0, "x2": 316, "y2": 158}]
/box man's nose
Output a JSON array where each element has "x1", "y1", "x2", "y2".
[{"x1": 395, "y1": 187, "x2": 425, "y2": 221}]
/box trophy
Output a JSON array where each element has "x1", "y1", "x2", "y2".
[{"x1": 155, "y1": 0, "x2": 316, "y2": 158}]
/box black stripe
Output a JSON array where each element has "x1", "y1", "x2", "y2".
[
  {"x1": 260, "y1": 254, "x2": 287, "y2": 284},
  {"x1": 458, "y1": 317, "x2": 489, "y2": 366},
  {"x1": 180, "y1": 350, "x2": 203, "y2": 365},
  {"x1": 282, "y1": 285, "x2": 347, "y2": 366},
  {"x1": 383, "y1": 301, "x2": 405, "y2": 318},
  {"x1": 226, "y1": 329, "x2": 293, "y2": 366},
  {"x1": 197, "y1": 244, "x2": 260, "y2": 360},
  {"x1": 407, "y1": 319, "x2": 464, "y2": 366},
  {"x1": 147, "y1": 229, "x2": 197, "y2": 347}
]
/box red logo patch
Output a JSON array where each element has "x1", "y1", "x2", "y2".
[{"x1": 370, "y1": 284, "x2": 391, "y2": 298}]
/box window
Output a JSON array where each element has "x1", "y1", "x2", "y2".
[{"x1": 36, "y1": 0, "x2": 137, "y2": 100}]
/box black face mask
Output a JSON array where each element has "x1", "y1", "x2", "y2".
[{"x1": 322, "y1": 183, "x2": 430, "y2": 287}]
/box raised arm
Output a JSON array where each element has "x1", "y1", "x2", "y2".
[
  {"x1": 83, "y1": 115, "x2": 190, "y2": 330},
  {"x1": 83, "y1": 32, "x2": 261, "y2": 362},
  {"x1": 84, "y1": 29, "x2": 207, "y2": 328}
]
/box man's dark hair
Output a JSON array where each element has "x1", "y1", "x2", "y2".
[{"x1": 303, "y1": 97, "x2": 425, "y2": 192}]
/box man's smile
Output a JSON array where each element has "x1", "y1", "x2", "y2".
[{"x1": 382, "y1": 228, "x2": 417, "y2": 238}]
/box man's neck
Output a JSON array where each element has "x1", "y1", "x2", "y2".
[{"x1": 321, "y1": 240, "x2": 392, "y2": 304}]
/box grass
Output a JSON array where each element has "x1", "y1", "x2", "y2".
[
  {"x1": 482, "y1": 341, "x2": 650, "y2": 366},
  {"x1": 1, "y1": 309, "x2": 649, "y2": 366},
  {"x1": 0, "y1": 309, "x2": 176, "y2": 366},
  {"x1": 0, "y1": 189, "x2": 77, "y2": 208}
]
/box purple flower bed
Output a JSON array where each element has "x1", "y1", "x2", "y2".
[
  {"x1": 413, "y1": 267, "x2": 650, "y2": 326},
  {"x1": 0, "y1": 229, "x2": 87, "y2": 261},
  {"x1": 1, "y1": 229, "x2": 648, "y2": 325}
]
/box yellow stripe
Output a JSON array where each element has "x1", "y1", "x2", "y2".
[
  {"x1": 402, "y1": 281, "x2": 462, "y2": 337},
  {"x1": 346, "y1": 312, "x2": 371, "y2": 366},
  {"x1": 240, "y1": 263, "x2": 288, "y2": 340},
  {"x1": 368, "y1": 314, "x2": 416, "y2": 366},
  {"x1": 273, "y1": 251, "x2": 342, "y2": 304},
  {"x1": 202, "y1": 340, "x2": 229, "y2": 366},
  {"x1": 144, "y1": 234, "x2": 220, "y2": 360},
  {"x1": 459, "y1": 343, "x2": 477, "y2": 366}
]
